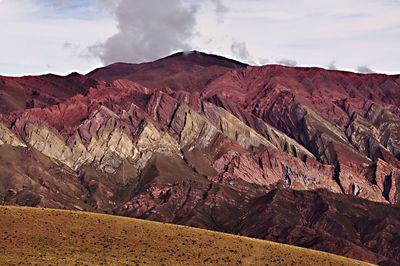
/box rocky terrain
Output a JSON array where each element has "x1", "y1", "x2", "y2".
[{"x1": 0, "y1": 51, "x2": 399, "y2": 264}]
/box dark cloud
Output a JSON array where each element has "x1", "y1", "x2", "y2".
[
  {"x1": 90, "y1": 0, "x2": 198, "y2": 64},
  {"x1": 276, "y1": 59, "x2": 297, "y2": 67},
  {"x1": 357, "y1": 65, "x2": 374, "y2": 73},
  {"x1": 231, "y1": 41, "x2": 250, "y2": 60}
]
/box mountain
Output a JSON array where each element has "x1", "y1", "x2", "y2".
[
  {"x1": 0, "y1": 51, "x2": 399, "y2": 264},
  {"x1": 0, "y1": 72, "x2": 96, "y2": 114},
  {"x1": 87, "y1": 50, "x2": 247, "y2": 92}
]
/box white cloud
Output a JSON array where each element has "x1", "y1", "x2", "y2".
[
  {"x1": 210, "y1": 0, "x2": 228, "y2": 15},
  {"x1": 90, "y1": 0, "x2": 198, "y2": 64},
  {"x1": 276, "y1": 59, "x2": 297, "y2": 67},
  {"x1": 0, "y1": 0, "x2": 116, "y2": 76},
  {"x1": 327, "y1": 60, "x2": 338, "y2": 70},
  {"x1": 231, "y1": 41, "x2": 250, "y2": 60},
  {"x1": 0, "y1": 0, "x2": 400, "y2": 75},
  {"x1": 357, "y1": 65, "x2": 374, "y2": 73}
]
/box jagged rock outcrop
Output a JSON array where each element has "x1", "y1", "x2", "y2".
[
  {"x1": 0, "y1": 123, "x2": 26, "y2": 147},
  {"x1": 1, "y1": 51, "x2": 400, "y2": 264},
  {"x1": 116, "y1": 158, "x2": 400, "y2": 265},
  {"x1": 201, "y1": 64, "x2": 400, "y2": 204},
  {"x1": 1, "y1": 65, "x2": 398, "y2": 205},
  {"x1": 212, "y1": 149, "x2": 341, "y2": 192}
]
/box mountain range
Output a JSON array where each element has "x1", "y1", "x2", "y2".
[{"x1": 0, "y1": 51, "x2": 399, "y2": 265}]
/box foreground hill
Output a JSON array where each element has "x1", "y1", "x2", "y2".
[{"x1": 0, "y1": 206, "x2": 370, "y2": 265}]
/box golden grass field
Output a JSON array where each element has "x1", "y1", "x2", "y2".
[{"x1": 0, "y1": 206, "x2": 372, "y2": 265}]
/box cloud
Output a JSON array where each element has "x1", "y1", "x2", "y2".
[
  {"x1": 45, "y1": 0, "x2": 65, "y2": 8},
  {"x1": 327, "y1": 60, "x2": 338, "y2": 70},
  {"x1": 210, "y1": 0, "x2": 228, "y2": 23},
  {"x1": 97, "y1": 0, "x2": 121, "y2": 13},
  {"x1": 231, "y1": 41, "x2": 250, "y2": 60},
  {"x1": 2, "y1": 0, "x2": 400, "y2": 75},
  {"x1": 357, "y1": 65, "x2": 374, "y2": 73},
  {"x1": 62, "y1": 41, "x2": 93, "y2": 59},
  {"x1": 63, "y1": 41, "x2": 74, "y2": 48},
  {"x1": 276, "y1": 59, "x2": 297, "y2": 67},
  {"x1": 258, "y1": 58, "x2": 270, "y2": 65},
  {"x1": 90, "y1": 0, "x2": 198, "y2": 64},
  {"x1": 210, "y1": 0, "x2": 228, "y2": 15},
  {"x1": 63, "y1": 41, "x2": 81, "y2": 54}
]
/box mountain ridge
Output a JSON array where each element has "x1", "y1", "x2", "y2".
[{"x1": 0, "y1": 51, "x2": 399, "y2": 264}]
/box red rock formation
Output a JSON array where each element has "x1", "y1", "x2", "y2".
[
  {"x1": 87, "y1": 51, "x2": 247, "y2": 92},
  {"x1": 0, "y1": 51, "x2": 399, "y2": 264}
]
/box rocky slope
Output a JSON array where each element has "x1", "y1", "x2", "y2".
[
  {"x1": 0, "y1": 72, "x2": 95, "y2": 114},
  {"x1": 0, "y1": 51, "x2": 399, "y2": 264},
  {"x1": 87, "y1": 50, "x2": 247, "y2": 92}
]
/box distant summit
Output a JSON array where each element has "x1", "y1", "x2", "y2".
[
  {"x1": 161, "y1": 50, "x2": 248, "y2": 68},
  {"x1": 87, "y1": 50, "x2": 247, "y2": 91}
]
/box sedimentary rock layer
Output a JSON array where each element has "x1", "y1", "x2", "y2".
[{"x1": 0, "y1": 51, "x2": 399, "y2": 264}]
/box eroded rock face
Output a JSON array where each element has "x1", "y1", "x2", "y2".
[
  {"x1": 0, "y1": 52, "x2": 400, "y2": 265},
  {"x1": 1, "y1": 64, "x2": 399, "y2": 205},
  {"x1": 116, "y1": 164, "x2": 400, "y2": 265},
  {"x1": 21, "y1": 107, "x2": 181, "y2": 174},
  {"x1": 202, "y1": 64, "x2": 400, "y2": 205},
  {"x1": 212, "y1": 149, "x2": 341, "y2": 192},
  {"x1": 0, "y1": 123, "x2": 26, "y2": 147},
  {"x1": 373, "y1": 159, "x2": 400, "y2": 204}
]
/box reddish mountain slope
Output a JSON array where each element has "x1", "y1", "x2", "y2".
[
  {"x1": 0, "y1": 73, "x2": 96, "y2": 114},
  {"x1": 0, "y1": 51, "x2": 399, "y2": 264},
  {"x1": 87, "y1": 51, "x2": 247, "y2": 92},
  {"x1": 203, "y1": 65, "x2": 400, "y2": 204}
]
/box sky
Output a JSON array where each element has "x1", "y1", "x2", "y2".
[{"x1": 0, "y1": 0, "x2": 399, "y2": 76}]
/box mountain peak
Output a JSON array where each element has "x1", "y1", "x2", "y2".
[
  {"x1": 154, "y1": 50, "x2": 248, "y2": 68},
  {"x1": 87, "y1": 50, "x2": 247, "y2": 91}
]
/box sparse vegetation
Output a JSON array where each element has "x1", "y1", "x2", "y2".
[{"x1": 0, "y1": 206, "x2": 371, "y2": 265}]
